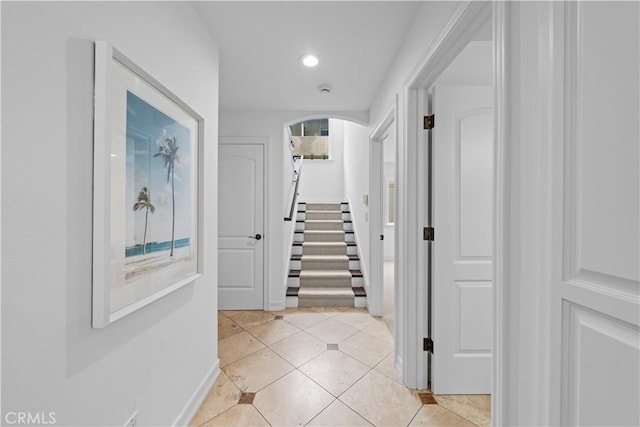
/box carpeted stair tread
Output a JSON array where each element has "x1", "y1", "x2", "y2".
[
  {"x1": 293, "y1": 254, "x2": 351, "y2": 261},
  {"x1": 304, "y1": 220, "x2": 344, "y2": 230},
  {"x1": 303, "y1": 242, "x2": 347, "y2": 247},
  {"x1": 299, "y1": 270, "x2": 352, "y2": 288},
  {"x1": 301, "y1": 255, "x2": 349, "y2": 261},
  {"x1": 298, "y1": 287, "x2": 356, "y2": 297},
  {"x1": 306, "y1": 203, "x2": 341, "y2": 211},
  {"x1": 299, "y1": 270, "x2": 352, "y2": 278},
  {"x1": 298, "y1": 288, "x2": 355, "y2": 307},
  {"x1": 288, "y1": 269, "x2": 363, "y2": 278},
  {"x1": 302, "y1": 242, "x2": 348, "y2": 256},
  {"x1": 303, "y1": 230, "x2": 346, "y2": 242},
  {"x1": 304, "y1": 210, "x2": 343, "y2": 220}
]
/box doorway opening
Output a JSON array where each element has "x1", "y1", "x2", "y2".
[
  {"x1": 402, "y1": 0, "x2": 500, "y2": 412},
  {"x1": 369, "y1": 102, "x2": 398, "y2": 343},
  {"x1": 428, "y1": 16, "x2": 494, "y2": 395},
  {"x1": 382, "y1": 126, "x2": 396, "y2": 335}
]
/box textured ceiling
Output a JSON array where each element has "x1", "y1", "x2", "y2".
[{"x1": 195, "y1": 1, "x2": 423, "y2": 112}]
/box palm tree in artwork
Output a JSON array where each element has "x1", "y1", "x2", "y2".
[
  {"x1": 154, "y1": 135, "x2": 180, "y2": 256},
  {"x1": 133, "y1": 186, "x2": 155, "y2": 255}
]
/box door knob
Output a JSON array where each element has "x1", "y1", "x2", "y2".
[{"x1": 249, "y1": 234, "x2": 262, "y2": 240}]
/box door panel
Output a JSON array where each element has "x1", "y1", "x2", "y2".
[
  {"x1": 564, "y1": 303, "x2": 639, "y2": 426},
  {"x1": 218, "y1": 144, "x2": 264, "y2": 309},
  {"x1": 556, "y1": 2, "x2": 639, "y2": 424},
  {"x1": 458, "y1": 113, "x2": 493, "y2": 258},
  {"x1": 432, "y1": 86, "x2": 493, "y2": 393},
  {"x1": 456, "y1": 281, "x2": 492, "y2": 351}
]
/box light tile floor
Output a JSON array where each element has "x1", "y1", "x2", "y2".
[{"x1": 191, "y1": 307, "x2": 491, "y2": 427}]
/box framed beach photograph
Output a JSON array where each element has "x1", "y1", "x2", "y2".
[{"x1": 93, "y1": 41, "x2": 204, "y2": 328}]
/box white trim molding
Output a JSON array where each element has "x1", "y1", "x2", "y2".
[
  {"x1": 172, "y1": 360, "x2": 219, "y2": 427},
  {"x1": 401, "y1": 0, "x2": 502, "y2": 399},
  {"x1": 368, "y1": 97, "x2": 398, "y2": 318}
]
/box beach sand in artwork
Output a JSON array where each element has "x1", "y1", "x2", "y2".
[{"x1": 124, "y1": 246, "x2": 191, "y2": 281}]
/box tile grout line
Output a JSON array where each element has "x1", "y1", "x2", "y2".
[
  {"x1": 216, "y1": 311, "x2": 489, "y2": 427},
  {"x1": 436, "y1": 402, "x2": 486, "y2": 427},
  {"x1": 259, "y1": 314, "x2": 392, "y2": 426}
]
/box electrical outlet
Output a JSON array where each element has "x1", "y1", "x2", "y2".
[{"x1": 124, "y1": 411, "x2": 138, "y2": 427}]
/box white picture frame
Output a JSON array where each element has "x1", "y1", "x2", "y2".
[{"x1": 92, "y1": 41, "x2": 204, "y2": 328}]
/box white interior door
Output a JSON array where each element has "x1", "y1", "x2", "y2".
[
  {"x1": 432, "y1": 86, "x2": 493, "y2": 394},
  {"x1": 218, "y1": 143, "x2": 264, "y2": 309},
  {"x1": 551, "y1": 3, "x2": 639, "y2": 424}
]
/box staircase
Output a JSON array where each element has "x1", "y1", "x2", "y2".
[{"x1": 286, "y1": 202, "x2": 366, "y2": 308}]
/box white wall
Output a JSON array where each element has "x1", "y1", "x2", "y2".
[
  {"x1": 1, "y1": 2, "x2": 219, "y2": 426},
  {"x1": 297, "y1": 119, "x2": 345, "y2": 203},
  {"x1": 362, "y1": 0, "x2": 465, "y2": 388},
  {"x1": 343, "y1": 121, "x2": 371, "y2": 291},
  {"x1": 219, "y1": 111, "x2": 367, "y2": 311},
  {"x1": 434, "y1": 40, "x2": 492, "y2": 86},
  {"x1": 369, "y1": 2, "x2": 458, "y2": 126}
]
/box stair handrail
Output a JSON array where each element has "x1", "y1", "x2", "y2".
[{"x1": 284, "y1": 155, "x2": 303, "y2": 221}]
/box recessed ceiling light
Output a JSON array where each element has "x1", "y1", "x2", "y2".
[{"x1": 301, "y1": 54, "x2": 319, "y2": 67}]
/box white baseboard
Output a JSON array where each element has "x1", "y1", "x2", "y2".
[
  {"x1": 268, "y1": 301, "x2": 287, "y2": 311},
  {"x1": 173, "y1": 359, "x2": 220, "y2": 426}
]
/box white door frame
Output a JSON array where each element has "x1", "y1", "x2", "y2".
[
  {"x1": 219, "y1": 136, "x2": 270, "y2": 310},
  {"x1": 369, "y1": 97, "x2": 398, "y2": 318},
  {"x1": 401, "y1": 1, "x2": 508, "y2": 422}
]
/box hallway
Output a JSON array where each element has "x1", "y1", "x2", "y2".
[{"x1": 190, "y1": 308, "x2": 490, "y2": 426}]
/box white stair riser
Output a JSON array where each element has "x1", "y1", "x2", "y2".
[
  {"x1": 286, "y1": 297, "x2": 299, "y2": 308},
  {"x1": 354, "y1": 296, "x2": 367, "y2": 308},
  {"x1": 347, "y1": 246, "x2": 358, "y2": 256},
  {"x1": 287, "y1": 277, "x2": 300, "y2": 287},
  {"x1": 349, "y1": 260, "x2": 360, "y2": 270},
  {"x1": 345, "y1": 233, "x2": 355, "y2": 243}
]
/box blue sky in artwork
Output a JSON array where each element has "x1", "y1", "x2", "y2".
[{"x1": 125, "y1": 91, "x2": 192, "y2": 249}]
